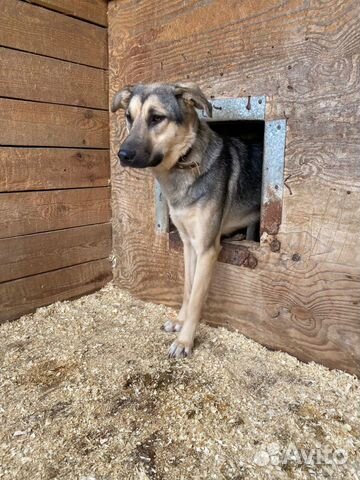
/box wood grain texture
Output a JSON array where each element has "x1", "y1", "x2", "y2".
[
  {"x1": 0, "y1": 148, "x2": 110, "y2": 192},
  {"x1": 0, "y1": 223, "x2": 111, "y2": 283},
  {"x1": 0, "y1": 258, "x2": 112, "y2": 323},
  {"x1": 0, "y1": 99, "x2": 109, "y2": 148},
  {"x1": 0, "y1": 0, "x2": 107, "y2": 68},
  {"x1": 0, "y1": 187, "x2": 111, "y2": 239},
  {"x1": 0, "y1": 47, "x2": 108, "y2": 109},
  {"x1": 0, "y1": 0, "x2": 111, "y2": 320},
  {"x1": 26, "y1": 0, "x2": 108, "y2": 26},
  {"x1": 109, "y1": 0, "x2": 360, "y2": 375}
]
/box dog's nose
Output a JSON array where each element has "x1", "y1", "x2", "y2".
[{"x1": 118, "y1": 148, "x2": 136, "y2": 162}]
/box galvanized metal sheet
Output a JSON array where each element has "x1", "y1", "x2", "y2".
[
  {"x1": 261, "y1": 119, "x2": 287, "y2": 235},
  {"x1": 262, "y1": 120, "x2": 287, "y2": 203},
  {"x1": 198, "y1": 96, "x2": 266, "y2": 121},
  {"x1": 155, "y1": 180, "x2": 169, "y2": 233}
]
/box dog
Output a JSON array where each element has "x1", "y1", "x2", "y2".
[{"x1": 112, "y1": 83, "x2": 262, "y2": 358}]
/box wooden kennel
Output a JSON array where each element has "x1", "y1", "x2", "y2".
[{"x1": 1, "y1": 0, "x2": 359, "y2": 376}]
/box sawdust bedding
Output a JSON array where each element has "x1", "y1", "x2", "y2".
[{"x1": 0, "y1": 283, "x2": 359, "y2": 480}]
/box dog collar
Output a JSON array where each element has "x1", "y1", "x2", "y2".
[{"x1": 174, "y1": 147, "x2": 199, "y2": 171}]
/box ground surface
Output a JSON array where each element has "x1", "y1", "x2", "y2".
[{"x1": 0, "y1": 284, "x2": 359, "y2": 480}]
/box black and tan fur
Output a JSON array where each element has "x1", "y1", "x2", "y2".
[{"x1": 112, "y1": 83, "x2": 262, "y2": 358}]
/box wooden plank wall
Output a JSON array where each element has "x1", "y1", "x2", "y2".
[
  {"x1": 0, "y1": 0, "x2": 111, "y2": 322},
  {"x1": 109, "y1": 0, "x2": 360, "y2": 375}
]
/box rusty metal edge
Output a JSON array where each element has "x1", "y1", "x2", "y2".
[
  {"x1": 169, "y1": 231, "x2": 257, "y2": 268},
  {"x1": 260, "y1": 119, "x2": 287, "y2": 235}
]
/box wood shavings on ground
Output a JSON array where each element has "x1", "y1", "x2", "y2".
[{"x1": 0, "y1": 283, "x2": 359, "y2": 480}]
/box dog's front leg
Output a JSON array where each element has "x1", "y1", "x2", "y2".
[
  {"x1": 168, "y1": 242, "x2": 220, "y2": 358},
  {"x1": 178, "y1": 239, "x2": 197, "y2": 324},
  {"x1": 163, "y1": 239, "x2": 196, "y2": 332}
]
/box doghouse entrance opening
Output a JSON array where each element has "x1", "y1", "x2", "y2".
[{"x1": 156, "y1": 96, "x2": 287, "y2": 267}]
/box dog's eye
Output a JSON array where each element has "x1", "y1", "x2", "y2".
[
  {"x1": 150, "y1": 115, "x2": 166, "y2": 126},
  {"x1": 125, "y1": 112, "x2": 132, "y2": 124}
]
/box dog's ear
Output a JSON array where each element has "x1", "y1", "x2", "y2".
[
  {"x1": 174, "y1": 82, "x2": 212, "y2": 118},
  {"x1": 111, "y1": 86, "x2": 134, "y2": 113}
]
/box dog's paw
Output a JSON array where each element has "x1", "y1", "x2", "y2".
[
  {"x1": 168, "y1": 340, "x2": 192, "y2": 358},
  {"x1": 163, "y1": 320, "x2": 183, "y2": 333}
]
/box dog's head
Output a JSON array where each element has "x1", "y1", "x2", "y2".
[{"x1": 111, "y1": 83, "x2": 212, "y2": 170}]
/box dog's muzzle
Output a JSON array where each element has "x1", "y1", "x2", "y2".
[
  {"x1": 117, "y1": 147, "x2": 163, "y2": 169},
  {"x1": 118, "y1": 148, "x2": 136, "y2": 165}
]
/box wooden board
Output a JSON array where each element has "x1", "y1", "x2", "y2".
[
  {"x1": 26, "y1": 0, "x2": 108, "y2": 27},
  {"x1": 0, "y1": 223, "x2": 111, "y2": 283},
  {"x1": 0, "y1": 188, "x2": 111, "y2": 239},
  {"x1": 0, "y1": 47, "x2": 108, "y2": 109},
  {"x1": 0, "y1": 0, "x2": 107, "y2": 68},
  {"x1": 0, "y1": 99, "x2": 109, "y2": 148},
  {"x1": 0, "y1": 148, "x2": 110, "y2": 192},
  {"x1": 0, "y1": 0, "x2": 111, "y2": 321},
  {"x1": 109, "y1": 0, "x2": 360, "y2": 375},
  {"x1": 0, "y1": 259, "x2": 112, "y2": 323}
]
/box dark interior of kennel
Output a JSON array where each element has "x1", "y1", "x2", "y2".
[{"x1": 1, "y1": 0, "x2": 360, "y2": 376}]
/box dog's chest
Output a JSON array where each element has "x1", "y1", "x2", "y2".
[
  {"x1": 169, "y1": 205, "x2": 198, "y2": 239},
  {"x1": 170, "y1": 202, "x2": 220, "y2": 245}
]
